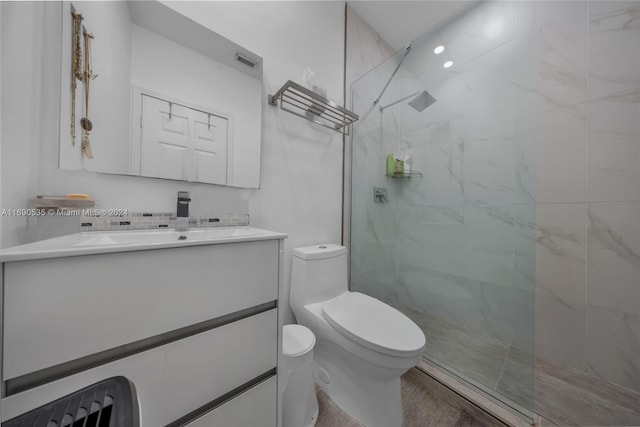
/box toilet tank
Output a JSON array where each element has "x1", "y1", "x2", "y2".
[{"x1": 290, "y1": 244, "x2": 348, "y2": 310}]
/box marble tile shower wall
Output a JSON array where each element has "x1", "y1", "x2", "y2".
[
  {"x1": 349, "y1": 6, "x2": 398, "y2": 302},
  {"x1": 534, "y1": 0, "x2": 639, "y2": 394},
  {"x1": 351, "y1": 0, "x2": 640, "y2": 394}
]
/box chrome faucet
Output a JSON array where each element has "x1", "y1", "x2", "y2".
[{"x1": 176, "y1": 191, "x2": 191, "y2": 231}]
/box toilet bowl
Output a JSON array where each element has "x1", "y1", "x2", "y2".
[
  {"x1": 281, "y1": 324, "x2": 318, "y2": 427},
  {"x1": 290, "y1": 244, "x2": 426, "y2": 427}
]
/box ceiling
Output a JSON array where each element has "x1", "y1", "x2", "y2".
[{"x1": 347, "y1": 1, "x2": 474, "y2": 51}]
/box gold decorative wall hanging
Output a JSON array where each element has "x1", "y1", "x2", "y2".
[
  {"x1": 81, "y1": 27, "x2": 97, "y2": 159},
  {"x1": 70, "y1": 11, "x2": 83, "y2": 147},
  {"x1": 70, "y1": 8, "x2": 97, "y2": 159}
]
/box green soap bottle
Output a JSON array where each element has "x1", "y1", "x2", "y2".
[{"x1": 386, "y1": 154, "x2": 395, "y2": 176}]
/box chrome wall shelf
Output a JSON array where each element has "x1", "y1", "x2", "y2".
[{"x1": 268, "y1": 80, "x2": 359, "y2": 135}]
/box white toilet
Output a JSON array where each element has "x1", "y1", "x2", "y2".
[
  {"x1": 290, "y1": 244, "x2": 426, "y2": 427},
  {"x1": 281, "y1": 324, "x2": 318, "y2": 427}
]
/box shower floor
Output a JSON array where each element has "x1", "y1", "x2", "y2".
[{"x1": 392, "y1": 302, "x2": 640, "y2": 427}]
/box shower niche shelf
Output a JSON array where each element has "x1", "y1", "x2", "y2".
[
  {"x1": 386, "y1": 171, "x2": 423, "y2": 179},
  {"x1": 268, "y1": 80, "x2": 359, "y2": 135}
]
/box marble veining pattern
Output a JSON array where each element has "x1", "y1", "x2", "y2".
[
  {"x1": 532, "y1": 105, "x2": 587, "y2": 203},
  {"x1": 535, "y1": 294, "x2": 586, "y2": 371},
  {"x1": 588, "y1": 1, "x2": 640, "y2": 100},
  {"x1": 585, "y1": 304, "x2": 640, "y2": 395},
  {"x1": 587, "y1": 202, "x2": 640, "y2": 315},
  {"x1": 535, "y1": 351, "x2": 640, "y2": 427},
  {"x1": 513, "y1": 1, "x2": 588, "y2": 118},
  {"x1": 588, "y1": 96, "x2": 640, "y2": 202},
  {"x1": 534, "y1": 203, "x2": 587, "y2": 308}
]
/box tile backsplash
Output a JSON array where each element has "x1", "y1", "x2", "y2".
[{"x1": 80, "y1": 212, "x2": 249, "y2": 232}]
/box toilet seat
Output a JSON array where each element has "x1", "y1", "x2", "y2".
[{"x1": 320, "y1": 292, "x2": 425, "y2": 357}]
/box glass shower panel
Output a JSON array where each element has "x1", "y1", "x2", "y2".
[
  {"x1": 350, "y1": 49, "x2": 407, "y2": 302},
  {"x1": 350, "y1": 1, "x2": 536, "y2": 418}
]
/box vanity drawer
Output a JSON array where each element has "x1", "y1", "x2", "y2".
[
  {"x1": 184, "y1": 376, "x2": 277, "y2": 427},
  {"x1": 3, "y1": 240, "x2": 278, "y2": 380},
  {"x1": 1, "y1": 309, "x2": 277, "y2": 426}
]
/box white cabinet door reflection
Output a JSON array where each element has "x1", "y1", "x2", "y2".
[
  {"x1": 139, "y1": 94, "x2": 228, "y2": 185},
  {"x1": 191, "y1": 109, "x2": 228, "y2": 185}
]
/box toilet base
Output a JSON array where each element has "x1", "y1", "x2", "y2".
[
  {"x1": 305, "y1": 405, "x2": 319, "y2": 427},
  {"x1": 313, "y1": 341, "x2": 405, "y2": 427}
]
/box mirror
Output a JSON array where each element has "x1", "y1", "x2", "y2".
[{"x1": 58, "y1": 1, "x2": 263, "y2": 188}]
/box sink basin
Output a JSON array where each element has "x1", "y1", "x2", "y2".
[
  {"x1": 0, "y1": 226, "x2": 287, "y2": 262},
  {"x1": 73, "y1": 227, "x2": 267, "y2": 246}
]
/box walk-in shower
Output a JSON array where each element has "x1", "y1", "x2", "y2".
[
  {"x1": 349, "y1": 1, "x2": 640, "y2": 425},
  {"x1": 349, "y1": 1, "x2": 537, "y2": 419}
]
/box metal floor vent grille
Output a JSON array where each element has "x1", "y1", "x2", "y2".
[{"x1": 4, "y1": 376, "x2": 138, "y2": 427}]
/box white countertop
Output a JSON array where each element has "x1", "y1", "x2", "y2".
[{"x1": 0, "y1": 227, "x2": 287, "y2": 262}]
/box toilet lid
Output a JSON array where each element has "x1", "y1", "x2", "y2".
[
  {"x1": 321, "y1": 292, "x2": 425, "y2": 357},
  {"x1": 283, "y1": 324, "x2": 316, "y2": 357}
]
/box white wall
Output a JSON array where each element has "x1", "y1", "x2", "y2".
[
  {"x1": 1, "y1": 2, "x2": 43, "y2": 247},
  {"x1": 1, "y1": 1, "x2": 345, "y2": 324}
]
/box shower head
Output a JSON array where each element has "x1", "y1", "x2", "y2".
[
  {"x1": 408, "y1": 90, "x2": 437, "y2": 112},
  {"x1": 379, "y1": 90, "x2": 437, "y2": 113}
]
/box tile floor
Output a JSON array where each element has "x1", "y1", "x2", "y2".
[
  {"x1": 315, "y1": 368, "x2": 504, "y2": 427},
  {"x1": 534, "y1": 357, "x2": 640, "y2": 426},
  {"x1": 393, "y1": 303, "x2": 640, "y2": 427}
]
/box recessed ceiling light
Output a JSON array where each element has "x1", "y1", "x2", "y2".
[
  {"x1": 434, "y1": 45, "x2": 445, "y2": 54},
  {"x1": 443, "y1": 60, "x2": 453, "y2": 69}
]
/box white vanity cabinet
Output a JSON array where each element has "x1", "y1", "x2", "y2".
[
  {"x1": 184, "y1": 376, "x2": 277, "y2": 427},
  {"x1": 0, "y1": 230, "x2": 285, "y2": 427}
]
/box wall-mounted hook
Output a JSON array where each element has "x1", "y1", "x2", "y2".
[{"x1": 168, "y1": 101, "x2": 173, "y2": 120}]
